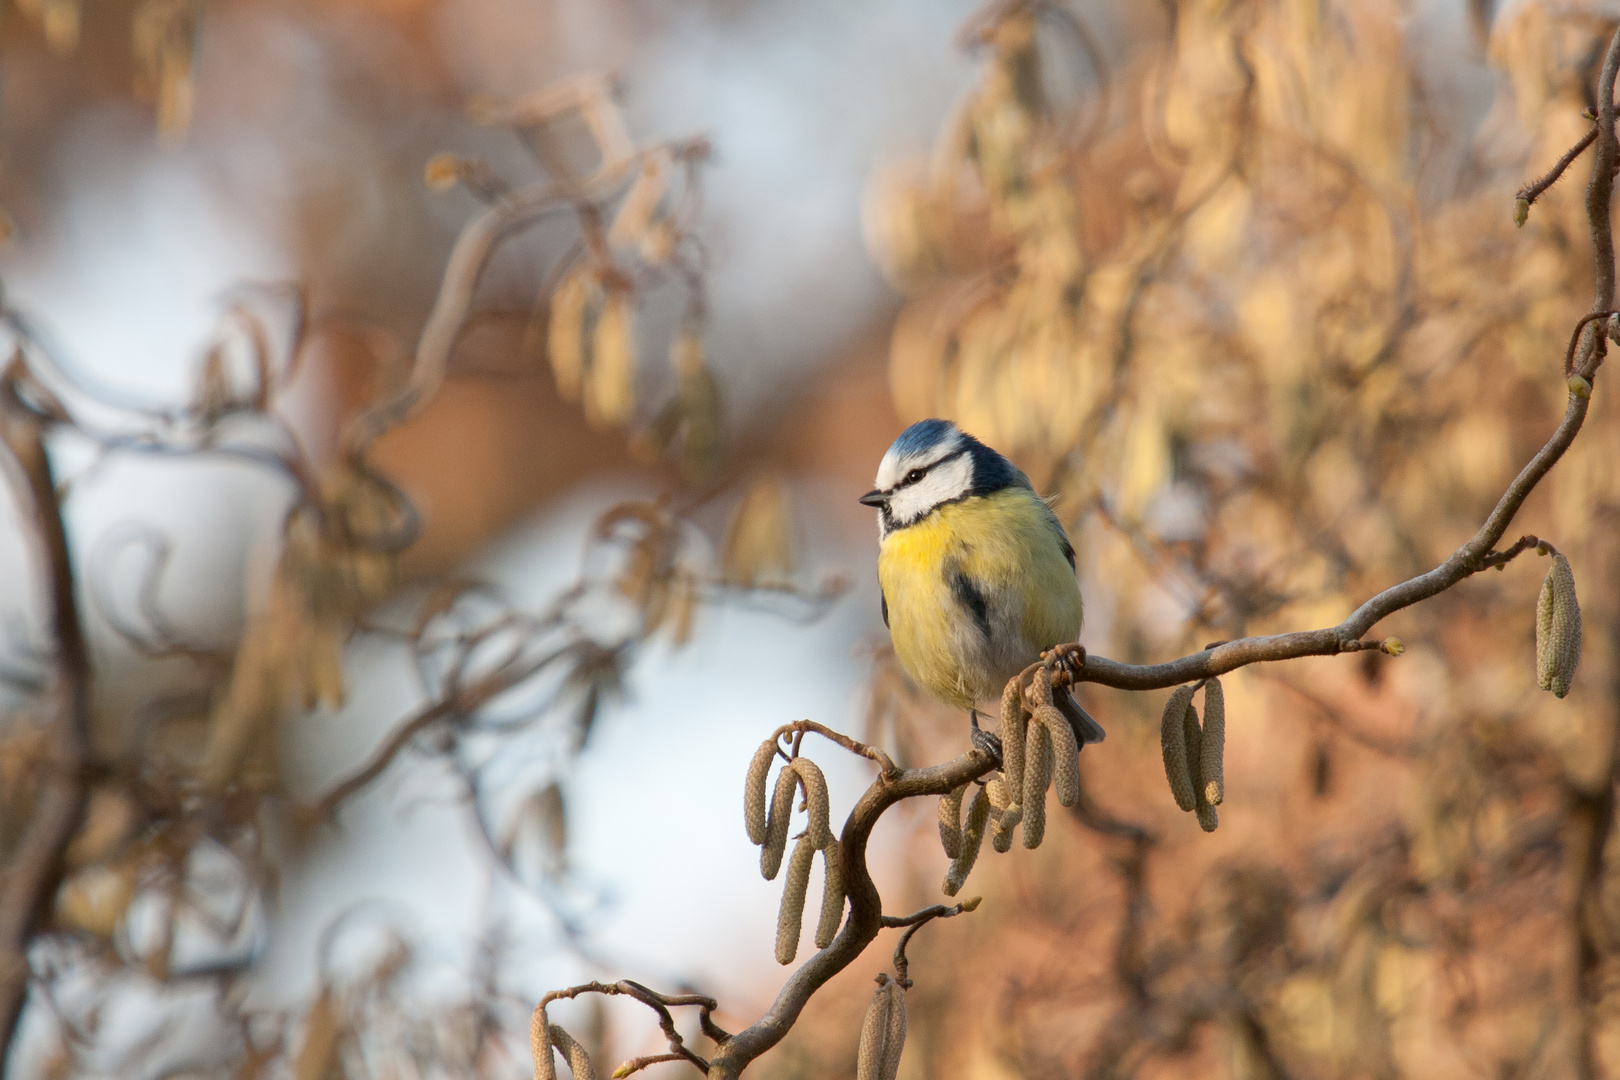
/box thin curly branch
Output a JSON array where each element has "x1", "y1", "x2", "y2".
[
  {"x1": 529, "y1": 979, "x2": 719, "y2": 1078},
  {"x1": 768, "y1": 719, "x2": 899, "y2": 776}
]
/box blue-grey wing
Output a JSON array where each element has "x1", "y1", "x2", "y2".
[{"x1": 1035, "y1": 498, "x2": 1076, "y2": 571}]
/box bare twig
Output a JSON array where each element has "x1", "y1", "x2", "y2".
[
  {"x1": 343, "y1": 179, "x2": 591, "y2": 457},
  {"x1": 1480, "y1": 534, "x2": 1556, "y2": 569},
  {"x1": 1517, "y1": 124, "x2": 1598, "y2": 209},
  {"x1": 767, "y1": 720, "x2": 899, "y2": 777},
  {"x1": 613, "y1": 1052, "x2": 691, "y2": 1077},
  {"x1": 882, "y1": 900, "x2": 976, "y2": 988}
]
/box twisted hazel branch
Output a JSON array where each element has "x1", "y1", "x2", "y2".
[
  {"x1": 704, "y1": 747, "x2": 999, "y2": 1078},
  {"x1": 1563, "y1": 310, "x2": 1619, "y2": 377}
]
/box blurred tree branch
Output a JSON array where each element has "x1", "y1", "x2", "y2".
[{"x1": 0, "y1": 373, "x2": 93, "y2": 1055}]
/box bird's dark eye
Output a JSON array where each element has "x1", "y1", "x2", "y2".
[{"x1": 906, "y1": 468, "x2": 926, "y2": 484}]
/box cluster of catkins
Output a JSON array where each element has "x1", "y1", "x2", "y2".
[
  {"x1": 937, "y1": 668, "x2": 1085, "y2": 895},
  {"x1": 1159, "y1": 679, "x2": 1226, "y2": 832},
  {"x1": 744, "y1": 745, "x2": 846, "y2": 964}
]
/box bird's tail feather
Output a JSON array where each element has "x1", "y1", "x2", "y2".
[{"x1": 1055, "y1": 690, "x2": 1107, "y2": 747}]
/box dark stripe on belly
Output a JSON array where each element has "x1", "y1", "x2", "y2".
[{"x1": 949, "y1": 566, "x2": 992, "y2": 639}]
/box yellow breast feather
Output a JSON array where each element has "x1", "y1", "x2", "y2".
[{"x1": 878, "y1": 488, "x2": 1082, "y2": 707}]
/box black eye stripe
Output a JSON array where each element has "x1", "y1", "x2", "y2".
[{"x1": 888, "y1": 447, "x2": 967, "y2": 493}]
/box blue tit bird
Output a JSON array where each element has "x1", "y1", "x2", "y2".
[{"x1": 859, "y1": 418, "x2": 1105, "y2": 751}]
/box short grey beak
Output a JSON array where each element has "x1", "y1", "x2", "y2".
[{"x1": 858, "y1": 489, "x2": 886, "y2": 507}]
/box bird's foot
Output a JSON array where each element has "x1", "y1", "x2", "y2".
[
  {"x1": 1044, "y1": 642, "x2": 1087, "y2": 687},
  {"x1": 969, "y1": 709, "x2": 1003, "y2": 766}
]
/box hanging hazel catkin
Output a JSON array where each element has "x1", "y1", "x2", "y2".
[
  {"x1": 855, "y1": 975, "x2": 907, "y2": 1080},
  {"x1": 1000, "y1": 677, "x2": 1028, "y2": 797},
  {"x1": 1536, "y1": 553, "x2": 1582, "y2": 699},
  {"x1": 984, "y1": 777, "x2": 1021, "y2": 853},
  {"x1": 776, "y1": 834, "x2": 815, "y2": 964},
  {"x1": 1186, "y1": 699, "x2": 1218, "y2": 832},
  {"x1": 1035, "y1": 704, "x2": 1080, "y2": 806},
  {"x1": 761, "y1": 766, "x2": 797, "y2": 880},
  {"x1": 530, "y1": 1007, "x2": 555, "y2": 1080},
  {"x1": 292, "y1": 988, "x2": 340, "y2": 1080},
  {"x1": 789, "y1": 757, "x2": 833, "y2": 849},
  {"x1": 1027, "y1": 666, "x2": 1055, "y2": 708},
  {"x1": 990, "y1": 802, "x2": 1022, "y2": 854},
  {"x1": 547, "y1": 1025, "x2": 597, "y2": 1080},
  {"x1": 815, "y1": 840, "x2": 845, "y2": 948},
  {"x1": 1200, "y1": 678, "x2": 1226, "y2": 806},
  {"x1": 1159, "y1": 685, "x2": 1198, "y2": 812},
  {"x1": 744, "y1": 739, "x2": 777, "y2": 845},
  {"x1": 1021, "y1": 717, "x2": 1053, "y2": 849},
  {"x1": 937, "y1": 783, "x2": 967, "y2": 860},
  {"x1": 944, "y1": 785, "x2": 991, "y2": 896}
]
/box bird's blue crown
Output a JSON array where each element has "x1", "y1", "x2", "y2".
[{"x1": 886, "y1": 419, "x2": 1024, "y2": 497}]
